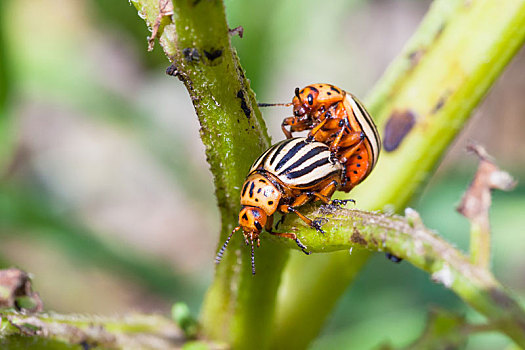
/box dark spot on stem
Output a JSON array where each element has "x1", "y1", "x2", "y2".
[
  {"x1": 350, "y1": 228, "x2": 367, "y2": 246},
  {"x1": 489, "y1": 288, "x2": 515, "y2": 309},
  {"x1": 408, "y1": 49, "x2": 425, "y2": 68},
  {"x1": 237, "y1": 65, "x2": 246, "y2": 80},
  {"x1": 385, "y1": 253, "x2": 403, "y2": 263},
  {"x1": 431, "y1": 93, "x2": 450, "y2": 114},
  {"x1": 183, "y1": 48, "x2": 200, "y2": 63},
  {"x1": 383, "y1": 110, "x2": 416, "y2": 152},
  {"x1": 204, "y1": 48, "x2": 223, "y2": 62},
  {"x1": 165, "y1": 64, "x2": 178, "y2": 76},
  {"x1": 436, "y1": 23, "x2": 445, "y2": 38},
  {"x1": 237, "y1": 89, "x2": 251, "y2": 119}
]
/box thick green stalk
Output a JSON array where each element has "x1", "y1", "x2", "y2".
[
  {"x1": 130, "y1": 1, "x2": 287, "y2": 348},
  {"x1": 274, "y1": 207, "x2": 525, "y2": 346},
  {"x1": 271, "y1": 0, "x2": 525, "y2": 348},
  {"x1": 0, "y1": 311, "x2": 201, "y2": 349}
]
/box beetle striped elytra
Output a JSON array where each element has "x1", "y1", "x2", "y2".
[
  {"x1": 264, "y1": 84, "x2": 381, "y2": 192},
  {"x1": 215, "y1": 137, "x2": 351, "y2": 274}
]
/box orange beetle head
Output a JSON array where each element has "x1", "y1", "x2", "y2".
[
  {"x1": 215, "y1": 203, "x2": 270, "y2": 275},
  {"x1": 238, "y1": 206, "x2": 267, "y2": 242},
  {"x1": 214, "y1": 206, "x2": 267, "y2": 275},
  {"x1": 292, "y1": 86, "x2": 320, "y2": 119}
]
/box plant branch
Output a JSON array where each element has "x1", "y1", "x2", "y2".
[
  {"x1": 130, "y1": 1, "x2": 286, "y2": 348},
  {"x1": 275, "y1": 205, "x2": 525, "y2": 346},
  {"x1": 0, "y1": 310, "x2": 203, "y2": 349},
  {"x1": 457, "y1": 143, "x2": 517, "y2": 269},
  {"x1": 272, "y1": 0, "x2": 525, "y2": 348},
  {"x1": 129, "y1": 0, "x2": 525, "y2": 349}
]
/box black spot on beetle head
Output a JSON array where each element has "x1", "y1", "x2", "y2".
[{"x1": 307, "y1": 94, "x2": 314, "y2": 105}]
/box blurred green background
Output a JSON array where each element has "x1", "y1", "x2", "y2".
[{"x1": 0, "y1": 0, "x2": 524, "y2": 348}]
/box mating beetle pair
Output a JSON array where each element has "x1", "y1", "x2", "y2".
[{"x1": 216, "y1": 84, "x2": 381, "y2": 274}]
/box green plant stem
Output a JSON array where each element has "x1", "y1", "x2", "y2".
[
  {"x1": 130, "y1": 1, "x2": 287, "y2": 349},
  {"x1": 271, "y1": 0, "x2": 525, "y2": 348},
  {"x1": 274, "y1": 207, "x2": 525, "y2": 346},
  {"x1": 131, "y1": 0, "x2": 525, "y2": 348},
  {"x1": 0, "y1": 310, "x2": 206, "y2": 349},
  {"x1": 470, "y1": 220, "x2": 491, "y2": 269}
]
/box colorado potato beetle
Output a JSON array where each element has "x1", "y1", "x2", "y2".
[
  {"x1": 262, "y1": 84, "x2": 381, "y2": 192},
  {"x1": 215, "y1": 137, "x2": 350, "y2": 274}
]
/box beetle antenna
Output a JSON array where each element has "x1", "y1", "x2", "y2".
[
  {"x1": 251, "y1": 239, "x2": 256, "y2": 275},
  {"x1": 257, "y1": 102, "x2": 292, "y2": 108},
  {"x1": 215, "y1": 226, "x2": 240, "y2": 264},
  {"x1": 295, "y1": 87, "x2": 300, "y2": 99}
]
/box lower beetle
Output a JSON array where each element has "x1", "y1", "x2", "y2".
[{"x1": 215, "y1": 137, "x2": 350, "y2": 274}]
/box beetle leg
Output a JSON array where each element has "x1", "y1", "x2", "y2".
[
  {"x1": 285, "y1": 193, "x2": 310, "y2": 208},
  {"x1": 274, "y1": 214, "x2": 286, "y2": 230},
  {"x1": 338, "y1": 137, "x2": 364, "y2": 163},
  {"x1": 308, "y1": 179, "x2": 339, "y2": 205},
  {"x1": 308, "y1": 117, "x2": 329, "y2": 141},
  {"x1": 281, "y1": 117, "x2": 295, "y2": 138},
  {"x1": 336, "y1": 130, "x2": 363, "y2": 147},
  {"x1": 286, "y1": 207, "x2": 325, "y2": 234},
  {"x1": 282, "y1": 117, "x2": 312, "y2": 138},
  {"x1": 329, "y1": 198, "x2": 356, "y2": 207},
  {"x1": 330, "y1": 126, "x2": 346, "y2": 153},
  {"x1": 264, "y1": 215, "x2": 274, "y2": 232},
  {"x1": 269, "y1": 231, "x2": 311, "y2": 255},
  {"x1": 310, "y1": 192, "x2": 330, "y2": 204}
]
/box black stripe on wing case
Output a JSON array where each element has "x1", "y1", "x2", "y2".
[
  {"x1": 352, "y1": 98, "x2": 380, "y2": 152},
  {"x1": 269, "y1": 139, "x2": 291, "y2": 166},
  {"x1": 278, "y1": 145, "x2": 327, "y2": 176},
  {"x1": 286, "y1": 158, "x2": 331, "y2": 179},
  {"x1": 292, "y1": 170, "x2": 340, "y2": 188},
  {"x1": 274, "y1": 140, "x2": 308, "y2": 171}
]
